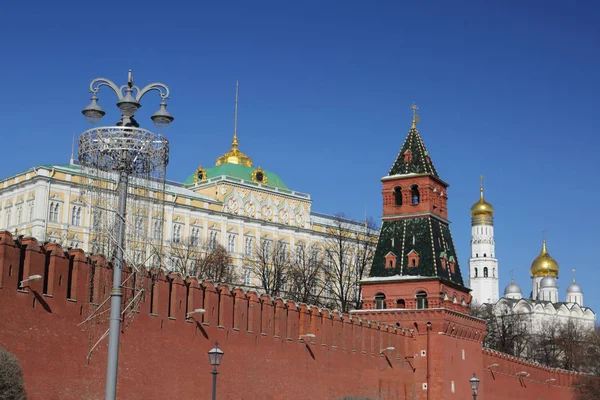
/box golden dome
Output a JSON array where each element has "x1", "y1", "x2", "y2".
[
  {"x1": 530, "y1": 240, "x2": 559, "y2": 278},
  {"x1": 470, "y1": 187, "x2": 494, "y2": 217},
  {"x1": 215, "y1": 135, "x2": 253, "y2": 167}
]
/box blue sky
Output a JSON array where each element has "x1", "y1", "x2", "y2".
[{"x1": 1, "y1": 1, "x2": 599, "y2": 311}]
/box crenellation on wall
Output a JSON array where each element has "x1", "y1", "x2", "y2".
[
  {"x1": 0, "y1": 231, "x2": 583, "y2": 399},
  {"x1": 259, "y1": 293, "x2": 273, "y2": 336}
]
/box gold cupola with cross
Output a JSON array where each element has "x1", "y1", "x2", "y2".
[
  {"x1": 470, "y1": 175, "x2": 494, "y2": 225},
  {"x1": 530, "y1": 239, "x2": 559, "y2": 278}
]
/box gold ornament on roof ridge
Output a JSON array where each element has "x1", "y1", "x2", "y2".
[
  {"x1": 251, "y1": 166, "x2": 268, "y2": 185},
  {"x1": 193, "y1": 165, "x2": 207, "y2": 183}
]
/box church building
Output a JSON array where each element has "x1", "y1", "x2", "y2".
[{"x1": 466, "y1": 183, "x2": 595, "y2": 330}]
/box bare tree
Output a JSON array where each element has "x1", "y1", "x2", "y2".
[
  {"x1": 0, "y1": 346, "x2": 26, "y2": 400},
  {"x1": 246, "y1": 238, "x2": 290, "y2": 296},
  {"x1": 349, "y1": 216, "x2": 378, "y2": 310},
  {"x1": 154, "y1": 237, "x2": 238, "y2": 284},
  {"x1": 472, "y1": 305, "x2": 534, "y2": 358},
  {"x1": 323, "y1": 213, "x2": 377, "y2": 313},
  {"x1": 195, "y1": 244, "x2": 238, "y2": 284},
  {"x1": 288, "y1": 243, "x2": 325, "y2": 306}
]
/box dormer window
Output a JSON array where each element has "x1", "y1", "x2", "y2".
[
  {"x1": 404, "y1": 150, "x2": 413, "y2": 163},
  {"x1": 251, "y1": 167, "x2": 268, "y2": 185},
  {"x1": 393, "y1": 186, "x2": 402, "y2": 206},
  {"x1": 411, "y1": 185, "x2": 420, "y2": 205}
]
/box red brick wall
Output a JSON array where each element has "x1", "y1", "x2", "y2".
[
  {"x1": 0, "y1": 232, "x2": 416, "y2": 400},
  {"x1": 0, "y1": 232, "x2": 581, "y2": 400}
]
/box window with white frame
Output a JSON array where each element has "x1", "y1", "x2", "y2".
[
  {"x1": 134, "y1": 216, "x2": 145, "y2": 236},
  {"x1": 153, "y1": 220, "x2": 162, "y2": 240},
  {"x1": 16, "y1": 205, "x2": 23, "y2": 225},
  {"x1": 295, "y1": 243, "x2": 305, "y2": 265},
  {"x1": 49, "y1": 202, "x2": 60, "y2": 223},
  {"x1": 209, "y1": 230, "x2": 218, "y2": 249},
  {"x1": 227, "y1": 234, "x2": 236, "y2": 253},
  {"x1": 5, "y1": 208, "x2": 12, "y2": 227},
  {"x1": 244, "y1": 236, "x2": 254, "y2": 256},
  {"x1": 92, "y1": 210, "x2": 102, "y2": 232},
  {"x1": 27, "y1": 201, "x2": 34, "y2": 221},
  {"x1": 261, "y1": 239, "x2": 272, "y2": 259},
  {"x1": 172, "y1": 224, "x2": 182, "y2": 243},
  {"x1": 191, "y1": 227, "x2": 200, "y2": 246},
  {"x1": 71, "y1": 206, "x2": 82, "y2": 226},
  {"x1": 244, "y1": 268, "x2": 252, "y2": 285}
]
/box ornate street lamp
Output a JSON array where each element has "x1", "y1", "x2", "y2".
[
  {"x1": 208, "y1": 342, "x2": 224, "y2": 400},
  {"x1": 80, "y1": 70, "x2": 172, "y2": 400},
  {"x1": 470, "y1": 373, "x2": 480, "y2": 400},
  {"x1": 82, "y1": 69, "x2": 174, "y2": 129}
]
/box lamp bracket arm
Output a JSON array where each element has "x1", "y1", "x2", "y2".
[
  {"x1": 136, "y1": 82, "x2": 170, "y2": 101},
  {"x1": 89, "y1": 78, "x2": 123, "y2": 99}
]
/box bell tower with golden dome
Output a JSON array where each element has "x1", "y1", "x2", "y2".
[{"x1": 468, "y1": 176, "x2": 499, "y2": 305}]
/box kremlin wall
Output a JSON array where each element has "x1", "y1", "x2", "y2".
[{"x1": 0, "y1": 231, "x2": 583, "y2": 399}]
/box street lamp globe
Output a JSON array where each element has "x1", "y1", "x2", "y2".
[
  {"x1": 82, "y1": 94, "x2": 106, "y2": 124},
  {"x1": 208, "y1": 342, "x2": 224, "y2": 367},
  {"x1": 470, "y1": 373, "x2": 480, "y2": 391},
  {"x1": 116, "y1": 90, "x2": 141, "y2": 117},
  {"x1": 151, "y1": 101, "x2": 175, "y2": 129}
]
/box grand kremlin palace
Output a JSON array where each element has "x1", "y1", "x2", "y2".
[{"x1": 0, "y1": 131, "x2": 376, "y2": 290}]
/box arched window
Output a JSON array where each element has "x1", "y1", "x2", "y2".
[
  {"x1": 396, "y1": 299, "x2": 406, "y2": 309},
  {"x1": 483, "y1": 267, "x2": 488, "y2": 277},
  {"x1": 483, "y1": 253, "x2": 487, "y2": 257},
  {"x1": 474, "y1": 268, "x2": 478, "y2": 278},
  {"x1": 394, "y1": 186, "x2": 402, "y2": 206},
  {"x1": 412, "y1": 258, "x2": 416, "y2": 266},
  {"x1": 452, "y1": 294, "x2": 457, "y2": 304},
  {"x1": 416, "y1": 291, "x2": 428, "y2": 309},
  {"x1": 411, "y1": 185, "x2": 420, "y2": 205},
  {"x1": 374, "y1": 293, "x2": 386, "y2": 310},
  {"x1": 389, "y1": 260, "x2": 393, "y2": 268}
]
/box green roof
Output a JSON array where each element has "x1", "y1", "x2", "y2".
[
  {"x1": 388, "y1": 126, "x2": 439, "y2": 177},
  {"x1": 184, "y1": 163, "x2": 288, "y2": 190},
  {"x1": 370, "y1": 217, "x2": 464, "y2": 286}
]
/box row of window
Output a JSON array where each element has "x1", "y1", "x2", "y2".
[
  {"x1": 473, "y1": 267, "x2": 496, "y2": 278},
  {"x1": 374, "y1": 292, "x2": 428, "y2": 309},
  {"x1": 393, "y1": 185, "x2": 420, "y2": 206},
  {"x1": 1, "y1": 202, "x2": 35, "y2": 227}
]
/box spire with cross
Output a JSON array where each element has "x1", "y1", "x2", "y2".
[{"x1": 411, "y1": 103, "x2": 420, "y2": 129}]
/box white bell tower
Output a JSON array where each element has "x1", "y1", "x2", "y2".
[{"x1": 468, "y1": 177, "x2": 499, "y2": 305}]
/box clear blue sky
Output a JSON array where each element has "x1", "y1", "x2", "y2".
[{"x1": 2, "y1": 1, "x2": 599, "y2": 311}]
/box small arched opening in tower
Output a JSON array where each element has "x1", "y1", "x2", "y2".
[
  {"x1": 416, "y1": 291, "x2": 428, "y2": 309},
  {"x1": 393, "y1": 186, "x2": 402, "y2": 206},
  {"x1": 483, "y1": 267, "x2": 488, "y2": 277},
  {"x1": 374, "y1": 293, "x2": 387, "y2": 310},
  {"x1": 411, "y1": 185, "x2": 420, "y2": 205}
]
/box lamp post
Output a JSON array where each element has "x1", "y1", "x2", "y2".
[
  {"x1": 208, "y1": 341, "x2": 224, "y2": 400},
  {"x1": 80, "y1": 70, "x2": 173, "y2": 400},
  {"x1": 469, "y1": 373, "x2": 480, "y2": 400}
]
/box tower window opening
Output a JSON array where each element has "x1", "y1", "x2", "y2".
[
  {"x1": 396, "y1": 299, "x2": 406, "y2": 309},
  {"x1": 483, "y1": 253, "x2": 487, "y2": 257},
  {"x1": 416, "y1": 291, "x2": 428, "y2": 309},
  {"x1": 476, "y1": 253, "x2": 478, "y2": 257},
  {"x1": 389, "y1": 260, "x2": 393, "y2": 268},
  {"x1": 483, "y1": 267, "x2": 488, "y2": 277},
  {"x1": 374, "y1": 293, "x2": 386, "y2": 310},
  {"x1": 474, "y1": 267, "x2": 478, "y2": 278},
  {"x1": 412, "y1": 258, "x2": 416, "y2": 266},
  {"x1": 411, "y1": 185, "x2": 420, "y2": 205},
  {"x1": 393, "y1": 186, "x2": 403, "y2": 206}
]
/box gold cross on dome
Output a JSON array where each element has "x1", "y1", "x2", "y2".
[
  {"x1": 479, "y1": 174, "x2": 485, "y2": 190},
  {"x1": 411, "y1": 103, "x2": 419, "y2": 115},
  {"x1": 542, "y1": 230, "x2": 547, "y2": 241}
]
